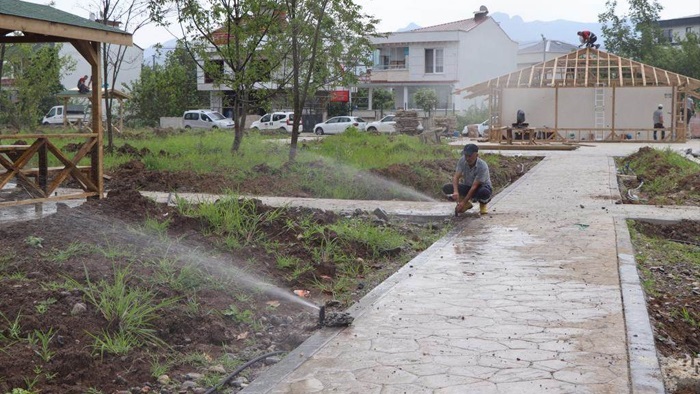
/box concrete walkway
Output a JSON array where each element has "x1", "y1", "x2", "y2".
[{"x1": 236, "y1": 141, "x2": 700, "y2": 394}]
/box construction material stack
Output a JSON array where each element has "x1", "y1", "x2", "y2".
[{"x1": 394, "y1": 110, "x2": 421, "y2": 134}]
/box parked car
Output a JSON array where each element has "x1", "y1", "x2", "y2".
[
  {"x1": 41, "y1": 105, "x2": 86, "y2": 125},
  {"x1": 364, "y1": 114, "x2": 424, "y2": 133},
  {"x1": 182, "y1": 110, "x2": 234, "y2": 129},
  {"x1": 463, "y1": 119, "x2": 490, "y2": 137},
  {"x1": 250, "y1": 112, "x2": 296, "y2": 132},
  {"x1": 313, "y1": 116, "x2": 367, "y2": 135}
]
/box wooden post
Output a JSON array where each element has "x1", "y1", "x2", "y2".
[
  {"x1": 554, "y1": 84, "x2": 559, "y2": 135},
  {"x1": 611, "y1": 83, "x2": 616, "y2": 139},
  {"x1": 62, "y1": 97, "x2": 68, "y2": 127},
  {"x1": 89, "y1": 42, "x2": 104, "y2": 199}
]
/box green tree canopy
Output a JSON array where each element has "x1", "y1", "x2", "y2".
[
  {"x1": 598, "y1": 0, "x2": 664, "y2": 62},
  {"x1": 414, "y1": 88, "x2": 438, "y2": 116},
  {"x1": 126, "y1": 43, "x2": 208, "y2": 127},
  {"x1": 0, "y1": 44, "x2": 69, "y2": 131}
]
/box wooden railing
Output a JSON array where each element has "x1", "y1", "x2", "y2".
[{"x1": 0, "y1": 133, "x2": 101, "y2": 207}]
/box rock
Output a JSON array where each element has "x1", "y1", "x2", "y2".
[
  {"x1": 208, "y1": 364, "x2": 226, "y2": 374},
  {"x1": 264, "y1": 356, "x2": 282, "y2": 365},
  {"x1": 181, "y1": 381, "x2": 197, "y2": 391},
  {"x1": 231, "y1": 377, "x2": 249, "y2": 388},
  {"x1": 184, "y1": 372, "x2": 203, "y2": 381},
  {"x1": 157, "y1": 375, "x2": 170, "y2": 385},
  {"x1": 373, "y1": 207, "x2": 389, "y2": 221},
  {"x1": 71, "y1": 302, "x2": 87, "y2": 315}
]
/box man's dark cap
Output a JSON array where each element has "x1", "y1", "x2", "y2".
[{"x1": 463, "y1": 144, "x2": 479, "y2": 155}]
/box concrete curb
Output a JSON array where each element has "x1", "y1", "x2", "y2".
[{"x1": 615, "y1": 217, "x2": 666, "y2": 393}]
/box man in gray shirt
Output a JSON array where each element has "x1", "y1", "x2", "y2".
[
  {"x1": 653, "y1": 104, "x2": 665, "y2": 141},
  {"x1": 442, "y1": 143, "x2": 492, "y2": 215}
]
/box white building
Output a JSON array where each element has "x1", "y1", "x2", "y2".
[
  {"x1": 60, "y1": 42, "x2": 143, "y2": 92},
  {"x1": 358, "y1": 6, "x2": 518, "y2": 112},
  {"x1": 658, "y1": 14, "x2": 700, "y2": 44}
]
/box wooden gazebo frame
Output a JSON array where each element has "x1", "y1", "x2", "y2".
[
  {"x1": 55, "y1": 88, "x2": 132, "y2": 131},
  {"x1": 0, "y1": 1, "x2": 132, "y2": 208},
  {"x1": 455, "y1": 48, "x2": 700, "y2": 143}
]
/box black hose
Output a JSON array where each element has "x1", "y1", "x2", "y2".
[{"x1": 204, "y1": 350, "x2": 286, "y2": 394}]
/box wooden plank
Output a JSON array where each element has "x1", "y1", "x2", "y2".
[
  {"x1": 0, "y1": 14, "x2": 132, "y2": 46},
  {"x1": 0, "y1": 133, "x2": 98, "y2": 140},
  {"x1": 0, "y1": 145, "x2": 30, "y2": 153},
  {"x1": 584, "y1": 49, "x2": 589, "y2": 86},
  {"x1": 618, "y1": 54, "x2": 623, "y2": 86},
  {"x1": 0, "y1": 192, "x2": 99, "y2": 208},
  {"x1": 45, "y1": 139, "x2": 97, "y2": 194}
]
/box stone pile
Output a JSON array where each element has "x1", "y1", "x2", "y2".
[
  {"x1": 394, "y1": 110, "x2": 421, "y2": 134},
  {"x1": 433, "y1": 116, "x2": 457, "y2": 133}
]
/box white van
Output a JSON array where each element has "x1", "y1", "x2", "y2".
[
  {"x1": 250, "y1": 112, "x2": 296, "y2": 132},
  {"x1": 41, "y1": 105, "x2": 86, "y2": 125},
  {"x1": 182, "y1": 110, "x2": 234, "y2": 129}
]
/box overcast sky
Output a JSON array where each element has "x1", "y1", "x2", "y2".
[{"x1": 25, "y1": 0, "x2": 700, "y2": 48}]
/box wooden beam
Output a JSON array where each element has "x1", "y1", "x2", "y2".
[
  {"x1": 0, "y1": 14, "x2": 132, "y2": 46},
  {"x1": 0, "y1": 35, "x2": 70, "y2": 43},
  {"x1": 71, "y1": 40, "x2": 98, "y2": 67}
]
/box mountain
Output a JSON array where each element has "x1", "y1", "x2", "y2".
[
  {"x1": 142, "y1": 38, "x2": 179, "y2": 66},
  {"x1": 490, "y1": 12, "x2": 602, "y2": 47},
  {"x1": 397, "y1": 22, "x2": 421, "y2": 32},
  {"x1": 396, "y1": 13, "x2": 602, "y2": 48}
]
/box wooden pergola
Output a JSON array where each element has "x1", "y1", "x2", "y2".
[
  {"x1": 456, "y1": 47, "x2": 700, "y2": 143},
  {"x1": 0, "y1": 1, "x2": 132, "y2": 208},
  {"x1": 55, "y1": 88, "x2": 132, "y2": 131}
]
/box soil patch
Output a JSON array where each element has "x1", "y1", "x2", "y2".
[{"x1": 630, "y1": 220, "x2": 700, "y2": 393}]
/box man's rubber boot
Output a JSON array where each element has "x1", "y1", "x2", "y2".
[
  {"x1": 455, "y1": 201, "x2": 473, "y2": 216},
  {"x1": 479, "y1": 202, "x2": 488, "y2": 215}
]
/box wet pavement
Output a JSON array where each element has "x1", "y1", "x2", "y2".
[
  {"x1": 3, "y1": 141, "x2": 700, "y2": 393},
  {"x1": 237, "y1": 141, "x2": 700, "y2": 394}
]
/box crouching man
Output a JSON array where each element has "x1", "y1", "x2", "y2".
[{"x1": 442, "y1": 143, "x2": 492, "y2": 215}]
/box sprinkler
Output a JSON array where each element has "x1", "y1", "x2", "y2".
[{"x1": 318, "y1": 304, "x2": 354, "y2": 327}]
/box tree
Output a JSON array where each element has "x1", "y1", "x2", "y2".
[
  {"x1": 126, "y1": 43, "x2": 208, "y2": 126},
  {"x1": 373, "y1": 88, "x2": 393, "y2": 117},
  {"x1": 282, "y1": 0, "x2": 380, "y2": 161},
  {"x1": 414, "y1": 88, "x2": 438, "y2": 117},
  {"x1": 652, "y1": 33, "x2": 700, "y2": 80},
  {"x1": 598, "y1": 0, "x2": 664, "y2": 62},
  {"x1": 0, "y1": 44, "x2": 70, "y2": 131},
  {"x1": 149, "y1": 0, "x2": 291, "y2": 153},
  {"x1": 91, "y1": 0, "x2": 152, "y2": 150}
]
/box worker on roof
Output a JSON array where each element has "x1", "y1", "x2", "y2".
[{"x1": 577, "y1": 31, "x2": 600, "y2": 49}]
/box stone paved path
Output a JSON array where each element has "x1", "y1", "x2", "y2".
[{"x1": 239, "y1": 142, "x2": 700, "y2": 394}]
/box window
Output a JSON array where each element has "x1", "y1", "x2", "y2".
[
  {"x1": 374, "y1": 47, "x2": 408, "y2": 70},
  {"x1": 260, "y1": 114, "x2": 271, "y2": 122},
  {"x1": 272, "y1": 113, "x2": 286, "y2": 121},
  {"x1": 202, "y1": 114, "x2": 211, "y2": 122},
  {"x1": 686, "y1": 27, "x2": 693, "y2": 34},
  {"x1": 424, "y1": 48, "x2": 444, "y2": 74}
]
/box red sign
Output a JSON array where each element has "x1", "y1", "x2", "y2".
[{"x1": 330, "y1": 90, "x2": 350, "y2": 102}]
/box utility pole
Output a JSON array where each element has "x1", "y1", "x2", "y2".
[{"x1": 541, "y1": 34, "x2": 546, "y2": 63}]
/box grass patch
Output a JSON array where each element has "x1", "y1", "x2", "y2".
[{"x1": 65, "y1": 265, "x2": 178, "y2": 356}]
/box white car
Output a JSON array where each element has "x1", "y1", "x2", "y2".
[
  {"x1": 250, "y1": 112, "x2": 296, "y2": 132},
  {"x1": 183, "y1": 110, "x2": 234, "y2": 129},
  {"x1": 364, "y1": 115, "x2": 424, "y2": 133},
  {"x1": 313, "y1": 116, "x2": 367, "y2": 135}
]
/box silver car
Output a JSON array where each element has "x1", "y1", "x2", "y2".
[
  {"x1": 313, "y1": 116, "x2": 367, "y2": 135},
  {"x1": 182, "y1": 110, "x2": 234, "y2": 129}
]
